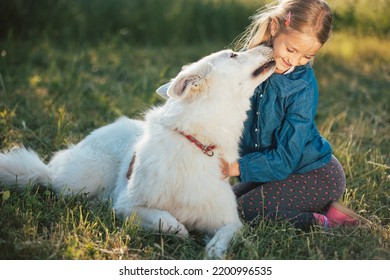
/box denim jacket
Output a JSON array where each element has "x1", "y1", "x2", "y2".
[{"x1": 238, "y1": 63, "x2": 332, "y2": 183}]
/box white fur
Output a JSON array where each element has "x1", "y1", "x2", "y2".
[{"x1": 0, "y1": 46, "x2": 275, "y2": 258}]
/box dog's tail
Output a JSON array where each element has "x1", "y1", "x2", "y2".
[{"x1": 0, "y1": 147, "x2": 52, "y2": 187}]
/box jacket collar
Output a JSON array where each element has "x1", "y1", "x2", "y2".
[{"x1": 267, "y1": 63, "x2": 314, "y2": 97}]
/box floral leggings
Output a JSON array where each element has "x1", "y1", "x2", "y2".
[{"x1": 233, "y1": 155, "x2": 346, "y2": 229}]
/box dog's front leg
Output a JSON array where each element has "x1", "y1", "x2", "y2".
[
  {"x1": 133, "y1": 207, "x2": 189, "y2": 237},
  {"x1": 205, "y1": 221, "x2": 242, "y2": 259}
]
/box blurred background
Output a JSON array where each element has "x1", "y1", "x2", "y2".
[
  {"x1": 0, "y1": 0, "x2": 389, "y2": 260},
  {"x1": 1, "y1": 0, "x2": 389, "y2": 45}
]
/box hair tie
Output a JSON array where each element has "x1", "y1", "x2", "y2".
[{"x1": 285, "y1": 11, "x2": 292, "y2": 27}]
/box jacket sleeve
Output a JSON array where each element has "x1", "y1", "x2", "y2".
[{"x1": 238, "y1": 87, "x2": 316, "y2": 183}]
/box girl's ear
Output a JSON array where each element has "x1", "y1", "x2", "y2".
[{"x1": 270, "y1": 18, "x2": 278, "y2": 36}]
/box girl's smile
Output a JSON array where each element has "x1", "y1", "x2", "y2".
[{"x1": 281, "y1": 58, "x2": 292, "y2": 68}]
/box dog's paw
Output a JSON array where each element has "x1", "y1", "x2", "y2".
[
  {"x1": 205, "y1": 243, "x2": 226, "y2": 259},
  {"x1": 170, "y1": 224, "x2": 189, "y2": 237},
  {"x1": 204, "y1": 223, "x2": 241, "y2": 259},
  {"x1": 158, "y1": 216, "x2": 189, "y2": 237},
  {"x1": 205, "y1": 237, "x2": 228, "y2": 259}
]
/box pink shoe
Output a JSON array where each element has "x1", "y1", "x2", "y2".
[{"x1": 325, "y1": 202, "x2": 371, "y2": 227}]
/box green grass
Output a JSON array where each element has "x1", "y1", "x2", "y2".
[{"x1": 0, "y1": 0, "x2": 389, "y2": 260}]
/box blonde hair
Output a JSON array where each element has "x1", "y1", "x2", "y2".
[{"x1": 234, "y1": 0, "x2": 333, "y2": 50}]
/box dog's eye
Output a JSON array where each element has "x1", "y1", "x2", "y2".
[{"x1": 230, "y1": 52, "x2": 238, "y2": 58}]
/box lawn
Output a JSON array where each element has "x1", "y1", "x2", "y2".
[{"x1": 0, "y1": 0, "x2": 389, "y2": 260}]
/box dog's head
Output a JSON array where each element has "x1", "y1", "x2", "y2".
[{"x1": 157, "y1": 45, "x2": 275, "y2": 101}]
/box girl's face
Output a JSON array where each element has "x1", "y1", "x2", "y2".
[{"x1": 272, "y1": 29, "x2": 323, "y2": 74}]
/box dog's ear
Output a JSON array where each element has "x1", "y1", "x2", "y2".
[
  {"x1": 167, "y1": 75, "x2": 203, "y2": 99},
  {"x1": 156, "y1": 82, "x2": 171, "y2": 99},
  {"x1": 167, "y1": 63, "x2": 214, "y2": 99}
]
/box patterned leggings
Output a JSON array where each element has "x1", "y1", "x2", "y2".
[{"x1": 233, "y1": 155, "x2": 346, "y2": 229}]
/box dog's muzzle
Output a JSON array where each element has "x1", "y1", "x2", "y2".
[{"x1": 252, "y1": 60, "x2": 276, "y2": 78}]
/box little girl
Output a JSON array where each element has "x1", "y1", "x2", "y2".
[{"x1": 223, "y1": 0, "x2": 369, "y2": 229}]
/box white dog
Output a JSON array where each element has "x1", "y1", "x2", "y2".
[{"x1": 0, "y1": 46, "x2": 275, "y2": 258}]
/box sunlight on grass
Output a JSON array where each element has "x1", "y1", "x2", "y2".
[
  {"x1": 322, "y1": 33, "x2": 390, "y2": 70},
  {"x1": 0, "y1": 0, "x2": 389, "y2": 260}
]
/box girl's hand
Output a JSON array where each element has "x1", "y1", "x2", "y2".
[{"x1": 219, "y1": 158, "x2": 240, "y2": 179}]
